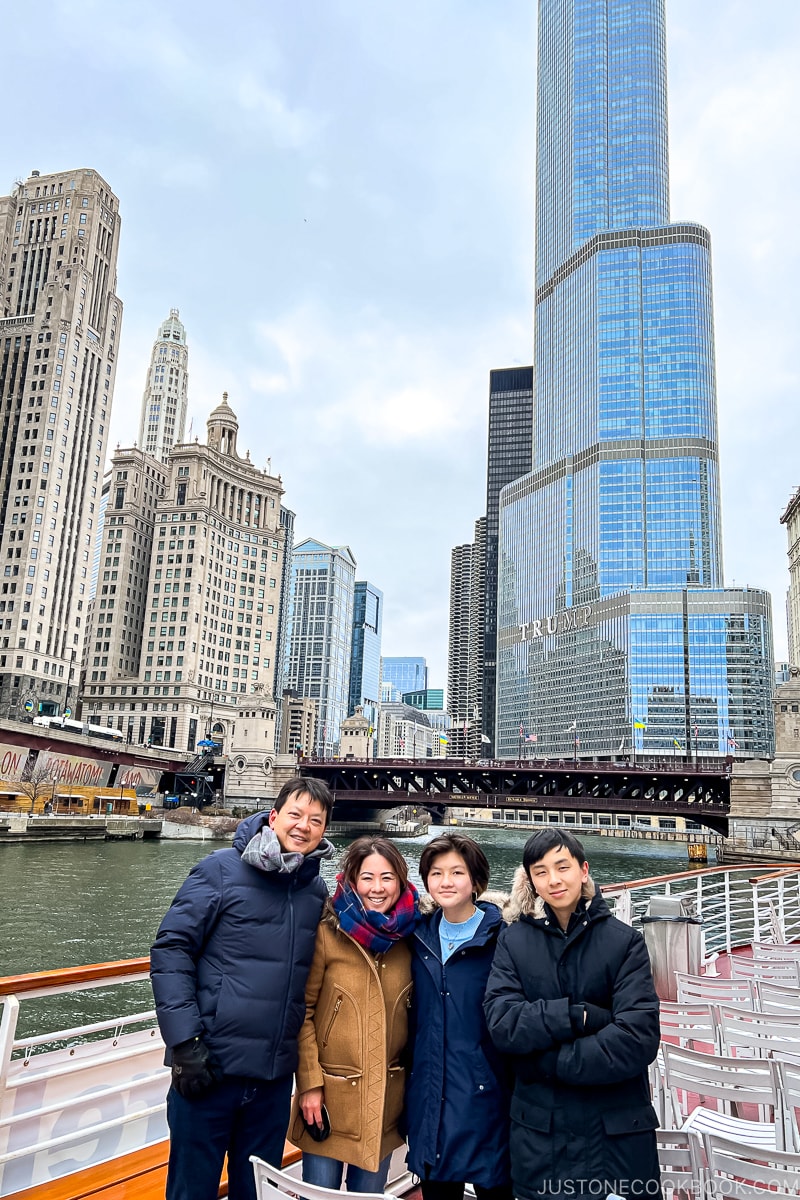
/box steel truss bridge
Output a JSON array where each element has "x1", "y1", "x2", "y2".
[{"x1": 299, "y1": 757, "x2": 732, "y2": 835}]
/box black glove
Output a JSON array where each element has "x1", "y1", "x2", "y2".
[
  {"x1": 171, "y1": 1037, "x2": 220, "y2": 1099},
  {"x1": 569, "y1": 1003, "x2": 612, "y2": 1036}
]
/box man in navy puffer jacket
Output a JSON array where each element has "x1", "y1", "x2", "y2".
[{"x1": 151, "y1": 777, "x2": 334, "y2": 1200}]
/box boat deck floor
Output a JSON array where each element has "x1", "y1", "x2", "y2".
[{"x1": 8, "y1": 1141, "x2": 301, "y2": 1200}]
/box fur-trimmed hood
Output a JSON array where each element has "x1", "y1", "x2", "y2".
[
  {"x1": 508, "y1": 864, "x2": 597, "y2": 921},
  {"x1": 418, "y1": 888, "x2": 516, "y2": 921}
]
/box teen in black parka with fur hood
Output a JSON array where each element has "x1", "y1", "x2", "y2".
[{"x1": 483, "y1": 830, "x2": 660, "y2": 1200}]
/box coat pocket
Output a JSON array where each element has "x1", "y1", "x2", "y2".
[
  {"x1": 600, "y1": 1105, "x2": 659, "y2": 1136},
  {"x1": 383, "y1": 1065, "x2": 406, "y2": 1135},
  {"x1": 509, "y1": 1094, "x2": 554, "y2": 1186},
  {"x1": 321, "y1": 1067, "x2": 363, "y2": 1139}
]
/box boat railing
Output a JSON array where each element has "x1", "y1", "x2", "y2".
[
  {"x1": 602, "y1": 863, "x2": 800, "y2": 956},
  {"x1": 0, "y1": 960, "x2": 168, "y2": 1197}
]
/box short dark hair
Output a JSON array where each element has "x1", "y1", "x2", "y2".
[
  {"x1": 523, "y1": 828, "x2": 587, "y2": 871},
  {"x1": 273, "y1": 777, "x2": 333, "y2": 823},
  {"x1": 419, "y1": 833, "x2": 490, "y2": 895},
  {"x1": 339, "y1": 837, "x2": 409, "y2": 892}
]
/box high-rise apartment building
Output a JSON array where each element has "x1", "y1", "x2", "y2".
[
  {"x1": 349, "y1": 580, "x2": 383, "y2": 735},
  {"x1": 447, "y1": 519, "x2": 485, "y2": 759},
  {"x1": 381, "y1": 657, "x2": 427, "y2": 698},
  {"x1": 283, "y1": 538, "x2": 357, "y2": 756},
  {"x1": 82, "y1": 396, "x2": 286, "y2": 749},
  {"x1": 496, "y1": 0, "x2": 773, "y2": 760},
  {"x1": 482, "y1": 367, "x2": 533, "y2": 754},
  {"x1": 0, "y1": 168, "x2": 122, "y2": 719},
  {"x1": 137, "y1": 309, "x2": 189, "y2": 464}
]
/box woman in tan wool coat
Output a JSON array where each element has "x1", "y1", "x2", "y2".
[{"x1": 290, "y1": 836, "x2": 418, "y2": 1193}]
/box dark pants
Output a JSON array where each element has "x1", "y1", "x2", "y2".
[
  {"x1": 421, "y1": 1183, "x2": 514, "y2": 1200},
  {"x1": 166, "y1": 1074, "x2": 293, "y2": 1200}
]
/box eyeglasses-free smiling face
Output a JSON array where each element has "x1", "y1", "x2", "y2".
[
  {"x1": 528, "y1": 845, "x2": 589, "y2": 927},
  {"x1": 355, "y1": 853, "x2": 401, "y2": 913},
  {"x1": 425, "y1": 850, "x2": 475, "y2": 924},
  {"x1": 268, "y1": 793, "x2": 327, "y2": 855}
]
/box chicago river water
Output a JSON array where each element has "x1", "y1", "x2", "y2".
[{"x1": 0, "y1": 827, "x2": 694, "y2": 1038}]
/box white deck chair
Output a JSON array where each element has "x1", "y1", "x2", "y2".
[
  {"x1": 730, "y1": 956, "x2": 800, "y2": 985},
  {"x1": 758, "y1": 980, "x2": 800, "y2": 1013},
  {"x1": 251, "y1": 1158, "x2": 391, "y2": 1200},
  {"x1": 653, "y1": 1002, "x2": 719, "y2": 1124},
  {"x1": 715, "y1": 1002, "x2": 800, "y2": 1059},
  {"x1": 753, "y1": 941, "x2": 800, "y2": 960},
  {"x1": 675, "y1": 971, "x2": 755, "y2": 1008},
  {"x1": 702, "y1": 1132, "x2": 800, "y2": 1198},
  {"x1": 660, "y1": 1000, "x2": 718, "y2": 1049},
  {"x1": 656, "y1": 1128, "x2": 705, "y2": 1200},
  {"x1": 771, "y1": 1049, "x2": 800, "y2": 1154},
  {"x1": 661, "y1": 1042, "x2": 777, "y2": 1149}
]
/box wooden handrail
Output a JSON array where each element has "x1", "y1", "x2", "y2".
[
  {"x1": 748, "y1": 866, "x2": 800, "y2": 884},
  {"x1": 0, "y1": 957, "x2": 150, "y2": 997}
]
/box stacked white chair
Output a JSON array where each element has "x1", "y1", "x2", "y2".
[
  {"x1": 251, "y1": 1158, "x2": 391, "y2": 1200},
  {"x1": 730, "y1": 956, "x2": 800, "y2": 986},
  {"x1": 661, "y1": 1042, "x2": 777, "y2": 1149},
  {"x1": 702, "y1": 1132, "x2": 800, "y2": 1197},
  {"x1": 674, "y1": 971, "x2": 755, "y2": 1007}
]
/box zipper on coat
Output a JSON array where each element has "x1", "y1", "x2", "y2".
[
  {"x1": 322, "y1": 995, "x2": 342, "y2": 1047},
  {"x1": 271, "y1": 878, "x2": 296, "y2": 1075}
]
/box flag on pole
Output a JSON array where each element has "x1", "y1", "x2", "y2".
[
  {"x1": 519, "y1": 723, "x2": 524, "y2": 737},
  {"x1": 634, "y1": 719, "x2": 647, "y2": 730},
  {"x1": 673, "y1": 738, "x2": 682, "y2": 750},
  {"x1": 567, "y1": 720, "x2": 577, "y2": 732},
  {"x1": 439, "y1": 734, "x2": 448, "y2": 744},
  {"x1": 481, "y1": 734, "x2": 491, "y2": 744},
  {"x1": 617, "y1": 738, "x2": 625, "y2": 753},
  {"x1": 727, "y1": 734, "x2": 739, "y2": 749},
  {"x1": 526, "y1": 734, "x2": 538, "y2": 743}
]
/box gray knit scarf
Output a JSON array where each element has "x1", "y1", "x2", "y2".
[{"x1": 241, "y1": 825, "x2": 334, "y2": 874}]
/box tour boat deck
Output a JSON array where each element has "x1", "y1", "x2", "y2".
[{"x1": 2, "y1": 862, "x2": 799, "y2": 1199}]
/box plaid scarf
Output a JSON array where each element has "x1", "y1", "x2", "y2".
[{"x1": 332, "y1": 874, "x2": 419, "y2": 955}]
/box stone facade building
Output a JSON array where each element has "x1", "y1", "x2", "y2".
[
  {"x1": 137, "y1": 309, "x2": 189, "y2": 464},
  {"x1": 726, "y1": 670, "x2": 800, "y2": 861},
  {"x1": 0, "y1": 167, "x2": 122, "y2": 720},
  {"x1": 81, "y1": 395, "x2": 286, "y2": 751}
]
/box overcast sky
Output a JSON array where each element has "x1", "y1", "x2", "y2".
[{"x1": 3, "y1": 0, "x2": 799, "y2": 687}]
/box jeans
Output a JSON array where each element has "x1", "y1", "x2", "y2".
[
  {"x1": 166, "y1": 1074, "x2": 293, "y2": 1200},
  {"x1": 302, "y1": 1150, "x2": 393, "y2": 1193}
]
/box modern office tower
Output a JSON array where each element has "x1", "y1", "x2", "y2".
[
  {"x1": 496, "y1": 0, "x2": 774, "y2": 760},
  {"x1": 82, "y1": 395, "x2": 287, "y2": 749},
  {"x1": 283, "y1": 538, "x2": 357, "y2": 756},
  {"x1": 137, "y1": 309, "x2": 189, "y2": 464},
  {"x1": 482, "y1": 367, "x2": 533, "y2": 754},
  {"x1": 402, "y1": 688, "x2": 445, "y2": 710},
  {"x1": 349, "y1": 580, "x2": 383, "y2": 735},
  {"x1": 447, "y1": 519, "x2": 486, "y2": 759},
  {"x1": 0, "y1": 168, "x2": 122, "y2": 720},
  {"x1": 381, "y1": 656, "x2": 428, "y2": 697}
]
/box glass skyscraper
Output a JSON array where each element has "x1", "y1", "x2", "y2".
[
  {"x1": 496, "y1": 0, "x2": 774, "y2": 760},
  {"x1": 283, "y1": 538, "x2": 357, "y2": 757},
  {"x1": 349, "y1": 580, "x2": 383, "y2": 735},
  {"x1": 382, "y1": 657, "x2": 428, "y2": 698}
]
